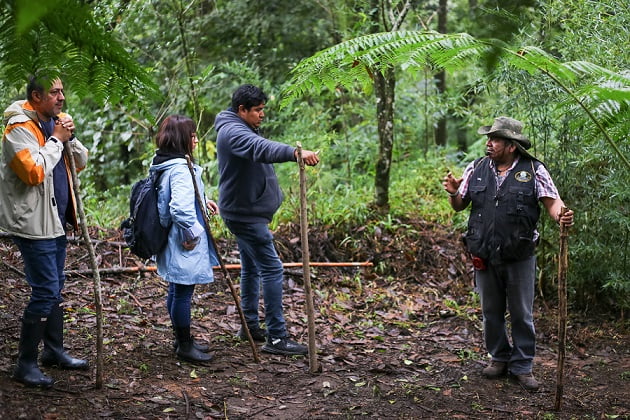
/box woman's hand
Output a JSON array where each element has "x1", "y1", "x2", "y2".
[
  {"x1": 207, "y1": 200, "x2": 219, "y2": 216},
  {"x1": 182, "y1": 238, "x2": 199, "y2": 250}
]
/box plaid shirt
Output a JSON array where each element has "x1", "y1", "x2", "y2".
[{"x1": 458, "y1": 156, "x2": 559, "y2": 200}]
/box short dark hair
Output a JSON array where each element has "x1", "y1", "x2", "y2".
[
  {"x1": 155, "y1": 115, "x2": 197, "y2": 158},
  {"x1": 26, "y1": 73, "x2": 56, "y2": 101},
  {"x1": 231, "y1": 84, "x2": 268, "y2": 111}
]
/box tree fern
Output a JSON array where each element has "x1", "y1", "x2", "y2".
[
  {"x1": 0, "y1": 0, "x2": 158, "y2": 106},
  {"x1": 282, "y1": 30, "x2": 629, "y2": 168}
]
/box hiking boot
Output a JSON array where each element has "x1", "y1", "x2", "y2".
[
  {"x1": 236, "y1": 325, "x2": 267, "y2": 342},
  {"x1": 482, "y1": 361, "x2": 507, "y2": 378},
  {"x1": 515, "y1": 373, "x2": 540, "y2": 391},
  {"x1": 261, "y1": 337, "x2": 308, "y2": 356}
]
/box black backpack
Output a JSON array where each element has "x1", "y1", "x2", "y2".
[{"x1": 120, "y1": 170, "x2": 171, "y2": 259}]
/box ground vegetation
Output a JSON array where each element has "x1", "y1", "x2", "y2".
[{"x1": 0, "y1": 221, "x2": 627, "y2": 419}]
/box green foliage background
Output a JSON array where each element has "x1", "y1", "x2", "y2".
[{"x1": 0, "y1": 0, "x2": 628, "y2": 313}]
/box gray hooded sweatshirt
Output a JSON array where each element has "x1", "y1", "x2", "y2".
[{"x1": 214, "y1": 109, "x2": 296, "y2": 223}]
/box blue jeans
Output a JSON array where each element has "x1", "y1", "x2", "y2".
[
  {"x1": 223, "y1": 219, "x2": 286, "y2": 338},
  {"x1": 166, "y1": 282, "x2": 195, "y2": 328},
  {"x1": 475, "y1": 255, "x2": 536, "y2": 375},
  {"x1": 12, "y1": 236, "x2": 67, "y2": 316}
]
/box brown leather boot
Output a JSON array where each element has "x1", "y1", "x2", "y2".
[
  {"x1": 482, "y1": 361, "x2": 507, "y2": 378},
  {"x1": 515, "y1": 373, "x2": 540, "y2": 391}
]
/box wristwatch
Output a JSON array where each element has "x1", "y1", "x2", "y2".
[{"x1": 447, "y1": 190, "x2": 459, "y2": 197}]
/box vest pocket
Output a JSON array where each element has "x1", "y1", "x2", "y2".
[
  {"x1": 506, "y1": 187, "x2": 533, "y2": 216},
  {"x1": 465, "y1": 215, "x2": 487, "y2": 259},
  {"x1": 500, "y1": 235, "x2": 536, "y2": 261},
  {"x1": 503, "y1": 187, "x2": 537, "y2": 260},
  {"x1": 469, "y1": 185, "x2": 486, "y2": 195}
]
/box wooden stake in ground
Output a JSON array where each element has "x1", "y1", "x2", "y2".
[
  {"x1": 64, "y1": 142, "x2": 105, "y2": 388},
  {"x1": 555, "y1": 206, "x2": 570, "y2": 411},
  {"x1": 185, "y1": 155, "x2": 260, "y2": 363},
  {"x1": 297, "y1": 143, "x2": 319, "y2": 373}
]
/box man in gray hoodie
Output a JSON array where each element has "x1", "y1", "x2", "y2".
[{"x1": 215, "y1": 84, "x2": 319, "y2": 356}]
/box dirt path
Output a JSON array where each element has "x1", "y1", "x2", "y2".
[{"x1": 0, "y1": 224, "x2": 628, "y2": 419}]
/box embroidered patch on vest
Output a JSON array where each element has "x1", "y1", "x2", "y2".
[{"x1": 514, "y1": 171, "x2": 532, "y2": 183}]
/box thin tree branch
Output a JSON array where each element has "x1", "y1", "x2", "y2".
[{"x1": 392, "y1": 0, "x2": 413, "y2": 31}]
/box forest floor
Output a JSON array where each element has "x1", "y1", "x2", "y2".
[{"x1": 0, "y1": 219, "x2": 628, "y2": 419}]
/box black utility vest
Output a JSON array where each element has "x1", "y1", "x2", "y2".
[{"x1": 465, "y1": 157, "x2": 541, "y2": 264}]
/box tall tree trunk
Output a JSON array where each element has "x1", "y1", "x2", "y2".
[
  {"x1": 435, "y1": 70, "x2": 447, "y2": 146},
  {"x1": 374, "y1": 67, "x2": 395, "y2": 210},
  {"x1": 368, "y1": 0, "x2": 412, "y2": 210},
  {"x1": 435, "y1": 0, "x2": 448, "y2": 147},
  {"x1": 455, "y1": 83, "x2": 478, "y2": 151},
  {"x1": 174, "y1": 1, "x2": 207, "y2": 162}
]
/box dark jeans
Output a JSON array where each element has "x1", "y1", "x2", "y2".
[
  {"x1": 223, "y1": 219, "x2": 287, "y2": 338},
  {"x1": 12, "y1": 235, "x2": 67, "y2": 316},
  {"x1": 166, "y1": 282, "x2": 195, "y2": 328}
]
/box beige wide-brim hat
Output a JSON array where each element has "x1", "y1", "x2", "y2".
[{"x1": 478, "y1": 116, "x2": 536, "y2": 160}]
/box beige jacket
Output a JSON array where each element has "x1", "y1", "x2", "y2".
[{"x1": 0, "y1": 100, "x2": 88, "y2": 239}]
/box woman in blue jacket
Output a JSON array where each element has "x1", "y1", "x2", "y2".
[{"x1": 150, "y1": 115, "x2": 219, "y2": 364}]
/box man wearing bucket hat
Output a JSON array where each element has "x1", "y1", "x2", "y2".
[{"x1": 443, "y1": 116, "x2": 574, "y2": 391}]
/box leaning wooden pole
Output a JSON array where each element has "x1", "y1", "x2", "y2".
[
  {"x1": 555, "y1": 206, "x2": 569, "y2": 410},
  {"x1": 297, "y1": 143, "x2": 319, "y2": 373},
  {"x1": 64, "y1": 142, "x2": 105, "y2": 388},
  {"x1": 185, "y1": 155, "x2": 260, "y2": 363}
]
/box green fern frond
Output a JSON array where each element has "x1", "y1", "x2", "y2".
[
  {"x1": 281, "y1": 30, "x2": 629, "y2": 168},
  {"x1": 0, "y1": 0, "x2": 159, "y2": 107},
  {"x1": 283, "y1": 31, "x2": 481, "y2": 106}
]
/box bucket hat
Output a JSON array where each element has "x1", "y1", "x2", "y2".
[{"x1": 478, "y1": 116, "x2": 536, "y2": 160}]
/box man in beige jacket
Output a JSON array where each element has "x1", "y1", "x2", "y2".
[{"x1": 1, "y1": 74, "x2": 89, "y2": 387}]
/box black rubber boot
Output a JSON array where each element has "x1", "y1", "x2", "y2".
[
  {"x1": 13, "y1": 311, "x2": 54, "y2": 388},
  {"x1": 168, "y1": 305, "x2": 210, "y2": 353},
  {"x1": 175, "y1": 326, "x2": 213, "y2": 363},
  {"x1": 40, "y1": 304, "x2": 89, "y2": 370},
  {"x1": 172, "y1": 332, "x2": 210, "y2": 353}
]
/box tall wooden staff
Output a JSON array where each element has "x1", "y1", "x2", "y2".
[
  {"x1": 185, "y1": 156, "x2": 260, "y2": 363},
  {"x1": 64, "y1": 142, "x2": 105, "y2": 388},
  {"x1": 297, "y1": 143, "x2": 319, "y2": 373},
  {"x1": 555, "y1": 206, "x2": 569, "y2": 410}
]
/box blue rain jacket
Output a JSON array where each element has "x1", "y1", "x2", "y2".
[{"x1": 150, "y1": 157, "x2": 218, "y2": 284}]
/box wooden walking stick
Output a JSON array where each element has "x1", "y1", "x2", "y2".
[
  {"x1": 64, "y1": 142, "x2": 105, "y2": 388},
  {"x1": 185, "y1": 155, "x2": 260, "y2": 363},
  {"x1": 297, "y1": 143, "x2": 319, "y2": 373},
  {"x1": 555, "y1": 206, "x2": 570, "y2": 410}
]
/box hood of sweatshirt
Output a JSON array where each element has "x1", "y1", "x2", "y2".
[
  {"x1": 3, "y1": 100, "x2": 37, "y2": 125},
  {"x1": 214, "y1": 108, "x2": 261, "y2": 135}
]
